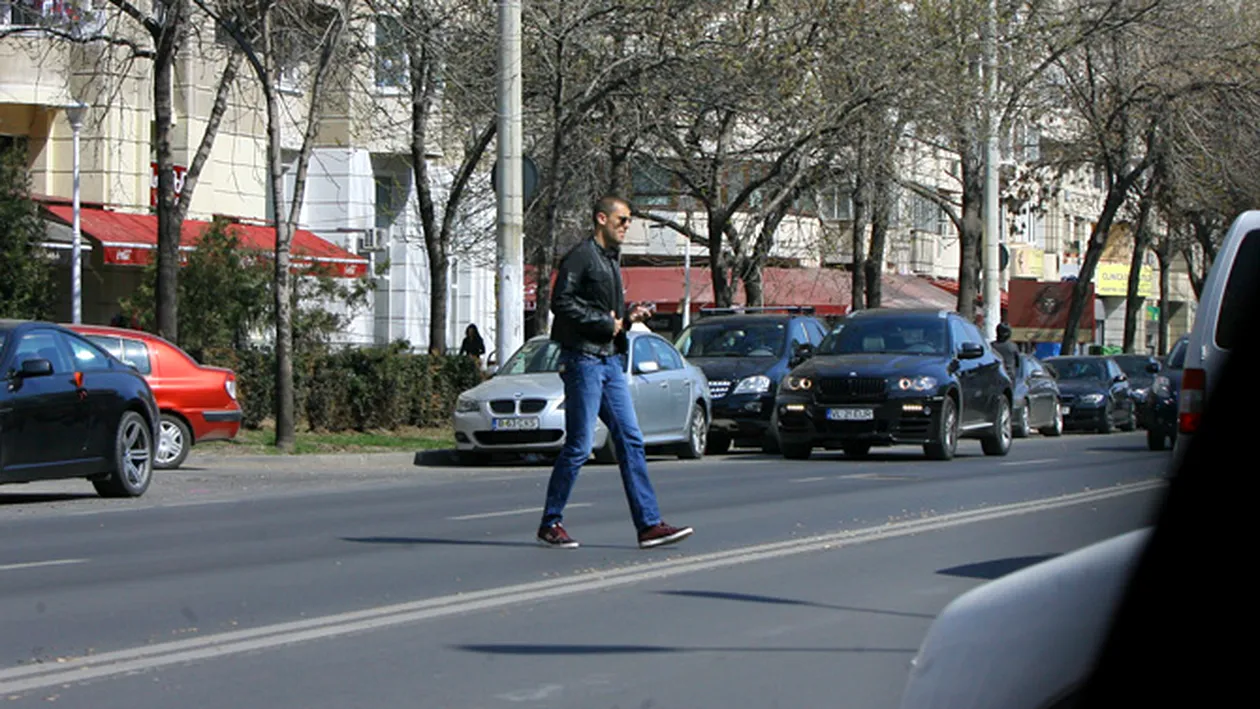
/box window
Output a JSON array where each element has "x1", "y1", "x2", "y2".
[
  {"x1": 676, "y1": 322, "x2": 787, "y2": 358},
  {"x1": 804, "y1": 320, "x2": 826, "y2": 345},
  {"x1": 819, "y1": 317, "x2": 949, "y2": 356},
  {"x1": 631, "y1": 161, "x2": 675, "y2": 207},
  {"x1": 632, "y1": 337, "x2": 658, "y2": 371},
  {"x1": 89, "y1": 335, "x2": 152, "y2": 374},
  {"x1": 962, "y1": 322, "x2": 986, "y2": 349},
  {"x1": 912, "y1": 194, "x2": 943, "y2": 234},
  {"x1": 1216, "y1": 231, "x2": 1258, "y2": 350},
  {"x1": 14, "y1": 331, "x2": 70, "y2": 373},
  {"x1": 375, "y1": 15, "x2": 408, "y2": 90},
  {"x1": 499, "y1": 339, "x2": 561, "y2": 375},
  {"x1": 817, "y1": 186, "x2": 853, "y2": 222},
  {"x1": 64, "y1": 335, "x2": 111, "y2": 371},
  {"x1": 647, "y1": 337, "x2": 683, "y2": 371}
]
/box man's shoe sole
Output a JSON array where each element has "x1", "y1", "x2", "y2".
[
  {"x1": 638, "y1": 527, "x2": 694, "y2": 549},
  {"x1": 537, "y1": 537, "x2": 579, "y2": 549}
]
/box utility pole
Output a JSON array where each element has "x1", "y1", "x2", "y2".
[
  {"x1": 495, "y1": 0, "x2": 524, "y2": 367},
  {"x1": 982, "y1": 0, "x2": 1001, "y2": 340}
]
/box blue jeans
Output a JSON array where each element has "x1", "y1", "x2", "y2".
[{"x1": 541, "y1": 350, "x2": 661, "y2": 532}]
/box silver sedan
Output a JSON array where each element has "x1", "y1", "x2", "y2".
[{"x1": 452, "y1": 330, "x2": 711, "y2": 465}]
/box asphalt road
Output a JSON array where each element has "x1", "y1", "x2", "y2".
[{"x1": 0, "y1": 432, "x2": 1168, "y2": 707}]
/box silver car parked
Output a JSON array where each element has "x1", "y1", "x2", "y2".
[{"x1": 452, "y1": 330, "x2": 712, "y2": 465}]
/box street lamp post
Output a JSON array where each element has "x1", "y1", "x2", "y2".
[{"x1": 64, "y1": 102, "x2": 88, "y2": 324}]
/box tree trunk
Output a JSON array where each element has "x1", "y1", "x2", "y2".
[
  {"x1": 1122, "y1": 179, "x2": 1156, "y2": 352},
  {"x1": 1156, "y1": 245, "x2": 1170, "y2": 354},
  {"x1": 152, "y1": 2, "x2": 185, "y2": 342},
  {"x1": 865, "y1": 170, "x2": 893, "y2": 308},
  {"x1": 264, "y1": 71, "x2": 294, "y2": 452},
  {"x1": 957, "y1": 145, "x2": 984, "y2": 320},
  {"x1": 850, "y1": 169, "x2": 868, "y2": 312},
  {"x1": 1061, "y1": 182, "x2": 1132, "y2": 352},
  {"x1": 407, "y1": 9, "x2": 446, "y2": 353},
  {"x1": 709, "y1": 209, "x2": 732, "y2": 307}
]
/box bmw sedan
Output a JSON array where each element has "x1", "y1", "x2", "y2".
[
  {"x1": 1043, "y1": 356, "x2": 1137, "y2": 433},
  {"x1": 1, "y1": 320, "x2": 158, "y2": 497},
  {"x1": 452, "y1": 330, "x2": 711, "y2": 465}
]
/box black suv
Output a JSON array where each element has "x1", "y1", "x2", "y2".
[
  {"x1": 674, "y1": 307, "x2": 829, "y2": 453},
  {"x1": 774, "y1": 309, "x2": 1014, "y2": 460}
]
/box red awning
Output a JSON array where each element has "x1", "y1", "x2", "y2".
[
  {"x1": 525, "y1": 266, "x2": 961, "y2": 315},
  {"x1": 41, "y1": 205, "x2": 369, "y2": 278}
]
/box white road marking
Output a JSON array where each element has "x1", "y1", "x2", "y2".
[
  {"x1": 0, "y1": 479, "x2": 1163, "y2": 695},
  {"x1": 448, "y1": 502, "x2": 592, "y2": 521},
  {"x1": 999, "y1": 458, "x2": 1059, "y2": 467},
  {"x1": 0, "y1": 559, "x2": 87, "y2": 572},
  {"x1": 789, "y1": 477, "x2": 826, "y2": 483}
]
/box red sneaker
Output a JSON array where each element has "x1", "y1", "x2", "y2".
[
  {"x1": 537, "y1": 523, "x2": 579, "y2": 549},
  {"x1": 638, "y1": 523, "x2": 694, "y2": 549}
]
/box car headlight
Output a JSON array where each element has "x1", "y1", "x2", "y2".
[
  {"x1": 782, "y1": 375, "x2": 813, "y2": 392},
  {"x1": 1081, "y1": 393, "x2": 1105, "y2": 405},
  {"x1": 733, "y1": 375, "x2": 772, "y2": 395},
  {"x1": 895, "y1": 376, "x2": 938, "y2": 392},
  {"x1": 455, "y1": 396, "x2": 479, "y2": 413}
]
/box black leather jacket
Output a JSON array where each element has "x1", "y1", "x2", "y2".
[{"x1": 550, "y1": 236, "x2": 629, "y2": 356}]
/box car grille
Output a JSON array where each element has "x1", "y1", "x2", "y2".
[
  {"x1": 519, "y1": 399, "x2": 547, "y2": 414},
  {"x1": 815, "y1": 377, "x2": 887, "y2": 404},
  {"x1": 708, "y1": 380, "x2": 732, "y2": 399},
  {"x1": 489, "y1": 399, "x2": 516, "y2": 414},
  {"x1": 474, "y1": 430, "x2": 564, "y2": 445},
  {"x1": 1059, "y1": 394, "x2": 1077, "y2": 405}
]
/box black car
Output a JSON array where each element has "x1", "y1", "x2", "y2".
[
  {"x1": 1112, "y1": 353, "x2": 1161, "y2": 419},
  {"x1": 1, "y1": 320, "x2": 158, "y2": 497},
  {"x1": 1042, "y1": 355, "x2": 1137, "y2": 433},
  {"x1": 1141, "y1": 334, "x2": 1189, "y2": 450},
  {"x1": 774, "y1": 309, "x2": 1013, "y2": 461},
  {"x1": 674, "y1": 307, "x2": 828, "y2": 453},
  {"x1": 1011, "y1": 354, "x2": 1064, "y2": 438}
]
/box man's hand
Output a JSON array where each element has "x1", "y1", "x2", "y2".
[
  {"x1": 628, "y1": 303, "x2": 653, "y2": 323},
  {"x1": 611, "y1": 311, "x2": 623, "y2": 336}
]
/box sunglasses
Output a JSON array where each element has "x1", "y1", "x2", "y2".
[{"x1": 609, "y1": 215, "x2": 631, "y2": 226}]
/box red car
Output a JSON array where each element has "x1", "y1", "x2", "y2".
[{"x1": 66, "y1": 325, "x2": 241, "y2": 469}]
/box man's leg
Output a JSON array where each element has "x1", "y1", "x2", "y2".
[
  {"x1": 541, "y1": 352, "x2": 602, "y2": 529},
  {"x1": 597, "y1": 355, "x2": 662, "y2": 531}
]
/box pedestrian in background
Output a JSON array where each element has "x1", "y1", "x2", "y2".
[
  {"x1": 537, "y1": 195, "x2": 693, "y2": 550},
  {"x1": 460, "y1": 323, "x2": 486, "y2": 364},
  {"x1": 992, "y1": 322, "x2": 1021, "y2": 381}
]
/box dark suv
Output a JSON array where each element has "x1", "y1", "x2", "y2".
[
  {"x1": 774, "y1": 309, "x2": 1013, "y2": 460},
  {"x1": 674, "y1": 307, "x2": 829, "y2": 453}
]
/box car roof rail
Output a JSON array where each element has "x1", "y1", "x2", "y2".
[{"x1": 698, "y1": 305, "x2": 816, "y2": 316}]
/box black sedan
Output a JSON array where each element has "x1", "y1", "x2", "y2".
[
  {"x1": 1011, "y1": 354, "x2": 1064, "y2": 438},
  {"x1": 1042, "y1": 355, "x2": 1137, "y2": 433},
  {"x1": 1141, "y1": 335, "x2": 1189, "y2": 451},
  {"x1": 775, "y1": 309, "x2": 1013, "y2": 461},
  {"x1": 1112, "y1": 353, "x2": 1161, "y2": 419},
  {"x1": 1, "y1": 320, "x2": 158, "y2": 497}
]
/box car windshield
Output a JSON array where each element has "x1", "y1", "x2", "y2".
[
  {"x1": 1165, "y1": 338, "x2": 1188, "y2": 369},
  {"x1": 675, "y1": 321, "x2": 786, "y2": 357},
  {"x1": 817, "y1": 317, "x2": 948, "y2": 356},
  {"x1": 1050, "y1": 358, "x2": 1107, "y2": 381},
  {"x1": 496, "y1": 339, "x2": 562, "y2": 375},
  {"x1": 1113, "y1": 356, "x2": 1154, "y2": 379}
]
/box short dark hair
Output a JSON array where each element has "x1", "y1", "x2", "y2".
[{"x1": 593, "y1": 195, "x2": 631, "y2": 225}]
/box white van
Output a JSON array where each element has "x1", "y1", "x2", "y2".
[{"x1": 1173, "y1": 210, "x2": 1260, "y2": 462}]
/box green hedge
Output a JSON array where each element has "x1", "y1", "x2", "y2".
[{"x1": 202, "y1": 345, "x2": 482, "y2": 431}]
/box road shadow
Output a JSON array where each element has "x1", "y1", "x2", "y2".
[
  {"x1": 340, "y1": 536, "x2": 630, "y2": 551},
  {"x1": 454, "y1": 643, "x2": 916, "y2": 656},
  {"x1": 658, "y1": 590, "x2": 935, "y2": 619},
  {"x1": 936, "y1": 554, "x2": 1060, "y2": 580},
  {"x1": 0, "y1": 492, "x2": 97, "y2": 506},
  {"x1": 412, "y1": 450, "x2": 674, "y2": 468}
]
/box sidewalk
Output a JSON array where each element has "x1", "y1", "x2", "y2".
[{"x1": 184, "y1": 448, "x2": 463, "y2": 475}]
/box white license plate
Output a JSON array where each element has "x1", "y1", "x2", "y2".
[
  {"x1": 492, "y1": 417, "x2": 540, "y2": 431},
  {"x1": 1060, "y1": 405, "x2": 1071, "y2": 415},
  {"x1": 827, "y1": 408, "x2": 875, "y2": 422}
]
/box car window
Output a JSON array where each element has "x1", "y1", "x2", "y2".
[
  {"x1": 1216, "y1": 229, "x2": 1258, "y2": 350},
  {"x1": 647, "y1": 337, "x2": 683, "y2": 370},
  {"x1": 497, "y1": 339, "x2": 561, "y2": 375},
  {"x1": 1113, "y1": 355, "x2": 1154, "y2": 379},
  {"x1": 948, "y1": 318, "x2": 971, "y2": 353},
  {"x1": 819, "y1": 316, "x2": 949, "y2": 355},
  {"x1": 63, "y1": 334, "x2": 112, "y2": 371},
  {"x1": 788, "y1": 322, "x2": 809, "y2": 351},
  {"x1": 122, "y1": 338, "x2": 152, "y2": 374},
  {"x1": 13, "y1": 330, "x2": 71, "y2": 374},
  {"x1": 85, "y1": 335, "x2": 123, "y2": 360},
  {"x1": 1165, "y1": 337, "x2": 1188, "y2": 369},
  {"x1": 675, "y1": 321, "x2": 787, "y2": 357},
  {"x1": 633, "y1": 336, "x2": 658, "y2": 370},
  {"x1": 1049, "y1": 358, "x2": 1106, "y2": 381},
  {"x1": 962, "y1": 322, "x2": 986, "y2": 348},
  {"x1": 805, "y1": 320, "x2": 826, "y2": 345}
]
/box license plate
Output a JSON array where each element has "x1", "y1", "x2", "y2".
[
  {"x1": 827, "y1": 408, "x2": 874, "y2": 421},
  {"x1": 1060, "y1": 405, "x2": 1071, "y2": 415},
  {"x1": 492, "y1": 417, "x2": 540, "y2": 431}
]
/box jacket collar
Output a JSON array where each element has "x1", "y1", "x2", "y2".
[{"x1": 591, "y1": 235, "x2": 620, "y2": 260}]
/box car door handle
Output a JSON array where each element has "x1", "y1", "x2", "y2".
[{"x1": 659, "y1": 383, "x2": 669, "y2": 389}]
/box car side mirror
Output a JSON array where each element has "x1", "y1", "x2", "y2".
[
  {"x1": 1145, "y1": 361, "x2": 1160, "y2": 374},
  {"x1": 17, "y1": 358, "x2": 54, "y2": 378},
  {"x1": 958, "y1": 342, "x2": 985, "y2": 360},
  {"x1": 790, "y1": 343, "x2": 815, "y2": 367},
  {"x1": 635, "y1": 360, "x2": 660, "y2": 374},
  {"x1": 1114, "y1": 374, "x2": 1127, "y2": 383}
]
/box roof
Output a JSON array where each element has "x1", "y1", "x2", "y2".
[
  {"x1": 848, "y1": 307, "x2": 949, "y2": 318},
  {"x1": 40, "y1": 204, "x2": 369, "y2": 278}
]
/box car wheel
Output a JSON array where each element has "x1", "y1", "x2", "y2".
[
  {"x1": 781, "y1": 441, "x2": 812, "y2": 460},
  {"x1": 1012, "y1": 399, "x2": 1031, "y2": 439},
  {"x1": 1147, "y1": 429, "x2": 1168, "y2": 451},
  {"x1": 1097, "y1": 404, "x2": 1115, "y2": 434},
  {"x1": 924, "y1": 397, "x2": 959, "y2": 461},
  {"x1": 843, "y1": 442, "x2": 872, "y2": 458},
  {"x1": 1039, "y1": 400, "x2": 1064, "y2": 437},
  {"x1": 155, "y1": 413, "x2": 192, "y2": 470},
  {"x1": 981, "y1": 397, "x2": 1013, "y2": 456},
  {"x1": 93, "y1": 411, "x2": 153, "y2": 498},
  {"x1": 677, "y1": 405, "x2": 707, "y2": 460},
  {"x1": 706, "y1": 432, "x2": 732, "y2": 455}
]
